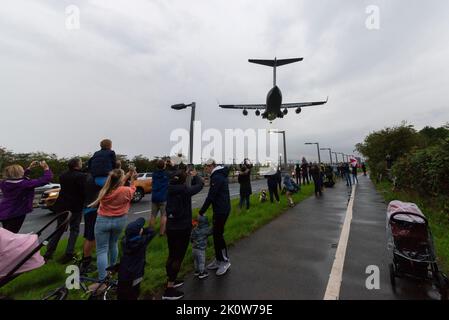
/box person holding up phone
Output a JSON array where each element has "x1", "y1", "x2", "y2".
[
  {"x1": 0, "y1": 161, "x2": 53, "y2": 233},
  {"x1": 89, "y1": 168, "x2": 137, "y2": 282}
]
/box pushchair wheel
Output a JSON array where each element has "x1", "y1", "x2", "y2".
[
  {"x1": 389, "y1": 263, "x2": 396, "y2": 291},
  {"x1": 436, "y1": 273, "x2": 448, "y2": 300}
]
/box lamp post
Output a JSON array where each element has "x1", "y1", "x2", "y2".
[
  {"x1": 269, "y1": 130, "x2": 287, "y2": 169},
  {"x1": 320, "y1": 147, "x2": 333, "y2": 165},
  {"x1": 171, "y1": 102, "x2": 196, "y2": 164},
  {"x1": 305, "y1": 142, "x2": 321, "y2": 166}
]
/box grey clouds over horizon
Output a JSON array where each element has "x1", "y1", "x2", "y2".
[{"x1": 1, "y1": 0, "x2": 448, "y2": 163}]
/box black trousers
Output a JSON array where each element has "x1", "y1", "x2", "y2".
[
  {"x1": 213, "y1": 214, "x2": 229, "y2": 262},
  {"x1": 166, "y1": 228, "x2": 191, "y2": 282},
  {"x1": 1, "y1": 215, "x2": 26, "y2": 233},
  {"x1": 239, "y1": 194, "x2": 250, "y2": 209},
  {"x1": 268, "y1": 186, "x2": 279, "y2": 203},
  {"x1": 295, "y1": 173, "x2": 301, "y2": 185},
  {"x1": 313, "y1": 179, "x2": 323, "y2": 195},
  {"x1": 302, "y1": 174, "x2": 310, "y2": 185},
  {"x1": 46, "y1": 211, "x2": 82, "y2": 256},
  {"x1": 117, "y1": 281, "x2": 140, "y2": 300}
]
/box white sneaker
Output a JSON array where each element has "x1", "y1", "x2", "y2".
[
  {"x1": 216, "y1": 261, "x2": 231, "y2": 276},
  {"x1": 207, "y1": 259, "x2": 219, "y2": 270}
]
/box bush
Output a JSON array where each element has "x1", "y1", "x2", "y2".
[{"x1": 392, "y1": 138, "x2": 449, "y2": 198}]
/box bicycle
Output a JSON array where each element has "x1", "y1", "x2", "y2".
[{"x1": 42, "y1": 260, "x2": 119, "y2": 300}]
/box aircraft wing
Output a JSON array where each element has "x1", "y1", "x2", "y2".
[
  {"x1": 219, "y1": 104, "x2": 266, "y2": 110},
  {"x1": 282, "y1": 97, "x2": 328, "y2": 109}
]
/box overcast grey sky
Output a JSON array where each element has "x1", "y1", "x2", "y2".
[{"x1": 1, "y1": 0, "x2": 448, "y2": 163}]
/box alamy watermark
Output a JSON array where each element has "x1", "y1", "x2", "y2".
[
  {"x1": 365, "y1": 5, "x2": 380, "y2": 30},
  {"x1": 170, "y1": 121, "x2": 280, "y2": 164},
  {"x1": 365, "y1": 265, "x2": 380, "y2": 290},
  {"x1": 65, "y1": 5, "x2": 80, "y2": 30}
]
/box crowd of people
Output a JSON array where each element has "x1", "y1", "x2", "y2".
[{"x1": 0, "y1": 139, "x2": 365, "y2": 300}]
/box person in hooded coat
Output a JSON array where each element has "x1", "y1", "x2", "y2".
[{"x1": 118, "y1": 217, "x2": 155, "y2": 300}]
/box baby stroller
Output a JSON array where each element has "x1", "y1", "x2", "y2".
[
  {"x1": 0, "y1": 212, "x2": 72, "y2": 294},
  {"x1": 387, "y1": 201, "x2": 448, "y2": 299}
]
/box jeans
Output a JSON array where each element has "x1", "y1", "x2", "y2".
[
  {"x1": 345, "y1": 173, "x2": 352, "y2": 187},
  {"x1": 239, "y1": 195, "x2": 250, "y2": 209},
  {"x1": 213, "y1": 214, "x2": 229, "y2": 262},
  {"x1": 352, "y1": 174, "x2": 358, "y2": 184},
  {"x1": 166, "y1": 228, "x2": 191, "y2": 282},
  {"x1": 193, "y1": 248, "x2": 206, "y2": 273},
  {"x1": 94, "y1": 215, "x2": 127, "y2": 281},
  {"x1": 46, "y1": 211, "x2": 82, "y2": 257}
]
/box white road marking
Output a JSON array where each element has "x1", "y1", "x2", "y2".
[
  {"x1": 323, "y1": 184, "x2": 356, "y2": 300},
  {"x1": 132, "y1": 210, "x2": 151, "y2": 215}
]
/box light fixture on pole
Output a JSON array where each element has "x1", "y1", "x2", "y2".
[{"x1": 171, "y1": 102, "x2": 196, "y2": 164}]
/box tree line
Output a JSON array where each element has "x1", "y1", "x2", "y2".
[{"x1": 356, "y1": 122, "x2": 449, "y2": 205}]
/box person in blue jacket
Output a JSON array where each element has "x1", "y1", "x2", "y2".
[
  {"x1": 199, "y1": 158, "x2": 231, "y2": 277},
  {"x1": 87, "y1": 139, "x2": 117, "y2": 186},
  {"x1": 150, "y1": 159, "x2": 170, "y2": 235},
  {"x1": 118, "y1": 217, "x2": 155, "y2": 300}
]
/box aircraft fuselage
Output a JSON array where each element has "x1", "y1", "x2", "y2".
[{"x1": 265, "y1": 85, "x2": 282, "y2": 121}]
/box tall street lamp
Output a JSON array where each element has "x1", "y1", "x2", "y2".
[
  {"x1": 320, "y1": 147, "x2": 333, "y2": 165},
  {"x1": 269, "y1": 130, "x2": 287, "y2": 169},
  {"x1": 171, "y1": 102, "x2": 196, "y2": 164},
  {"x1": 305, "y1": 142, "x2": 321, "y2": 165}
]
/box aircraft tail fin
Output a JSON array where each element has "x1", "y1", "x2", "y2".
[{"x1": 248, "y1": 57, "x2": 303, "y2": 67}]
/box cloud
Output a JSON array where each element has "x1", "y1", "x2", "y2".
[{"x1": 0, "y1": 0, "x2": 448, "y2": 163}]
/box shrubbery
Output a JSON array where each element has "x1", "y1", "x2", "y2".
[{"x1": 356, "y1": 122, "x2": 449, "y2": 209}]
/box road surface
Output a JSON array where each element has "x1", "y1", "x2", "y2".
[
  {"x1": 177, "y1": 175, "x2": 443, "y2": 300},
  {"x1": 20, "y1": 179, "x2": 268, "y2": 235}
]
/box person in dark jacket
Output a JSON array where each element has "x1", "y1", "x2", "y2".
[
  {"x1": 343, "y1": 162, "x2": 352, "y2": 187},
  {"x1": 237, "y1": 164, "x2": 252, "y2": 210},
  {"x1": 191, "y1": 215, "x2": 212, "y2": 279},
  {"x1": 301, "y1": 158, "x2": 309, "y2": 185},
  {"x1": 150, "y1": 159, "x2": 169, "y2": 235},
  {"x1": 162, "y1": 170, "x2": 204, "y2": 300},
  {"x1": 310, "y1": 164, "x2": 323, "y2": 197},
  {"x1": 362, "y1": 163, "x2": 367, "y2": 176},
  {"x1": 44, "y1": 158, "x2": 87, "y2": 263},
  {"x1": 0, "y1": 161, "x2": 53, "y2": 233},
  {"x1": 351, "y1": 165, "x2": 358, "y2": 184},
  {"x1": 295, "y1": 164, "x2": 301, "y2": 186},
  {"x1": 265, "y1": 169, "x2": 280, "y2": 203},
  {"x1": 117, "y1": 217, "x2": 155, "y2": 300},
  {"x1": 79, "y1": 173, "x2": 102, "y2": 274},
  {"x1": 199, "y1": 158, "x2": 231, "y2": 277},
  {"x1": 275, "y1": 168, "x2": 282, "y2": 191},
  {"x1": 87, "y1": 139, "x2": 117, "y2": 186}
]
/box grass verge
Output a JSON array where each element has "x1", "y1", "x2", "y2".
[
  {"x1": 1, "y1": 184, "x2": 315, "y2": 300},
  {"x1": 375, "y1": 180, "x2": 449, "y2": 274}
]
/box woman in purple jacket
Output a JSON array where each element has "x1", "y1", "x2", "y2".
[{"x1": 0, "y1": 161, "x2": 53, "y2": 233}]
